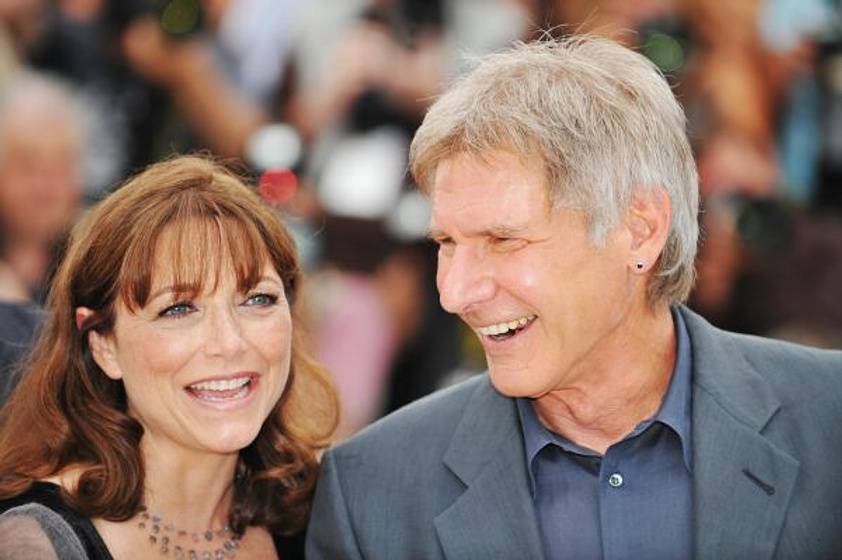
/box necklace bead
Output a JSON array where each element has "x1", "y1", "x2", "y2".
[{"x1": 136, "y1": 507, "x2": 239, "y2": 559}]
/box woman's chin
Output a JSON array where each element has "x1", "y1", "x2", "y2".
[{"x1": 192, "y1": 423, "x2": 263, "y2": 456}]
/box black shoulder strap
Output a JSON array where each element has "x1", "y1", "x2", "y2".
[{"x1": 0, "y1": 482, "x2": 113, "y2": 559}]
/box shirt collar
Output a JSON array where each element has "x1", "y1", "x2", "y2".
[
  {"x1": 516, "y1": 306, "x2": 694, "y2": 472},
  {"x1": 653, "y1": 307, "x2": 693, "y2": 471}
]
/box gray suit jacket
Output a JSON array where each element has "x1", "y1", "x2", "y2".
[{"x1": 307, "y1": 307, "x2": 842, "y2": 559}]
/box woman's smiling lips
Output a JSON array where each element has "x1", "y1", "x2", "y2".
[{"x1": 184, "y1": 372, "x2": 260, "y2": 409}]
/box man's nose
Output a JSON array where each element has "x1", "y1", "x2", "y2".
[{"x1": 437, "y1": 246, "x2": 495, "y2": 314}]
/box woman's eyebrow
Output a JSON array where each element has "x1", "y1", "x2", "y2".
[
  {"x1": 147, "y1": 285, "x2": 180, "y2": 301},
  {"x1": 257, "y1": 274, "x2": 282, "y2": 284}
]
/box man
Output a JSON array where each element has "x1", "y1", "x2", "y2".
[
  {"x1": 0, "y1": 72, "x2": 84, "y2": 300},
  {"x1": 306, "y1": 36, "x2": 842, "y2": 560},
  {"x1": 0, "y1": 72, "x2": 83, "y2": 401}
]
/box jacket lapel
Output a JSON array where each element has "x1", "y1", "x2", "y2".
[
  {"x1": 432, "y1": 309, "x2": 800, "y2": 560},
  {"x1": 681, "y1": 308, "x2": 800, "y2": 560},
  {"x1": 434, "y1": 377, "x2": 545, "y2": 560}
]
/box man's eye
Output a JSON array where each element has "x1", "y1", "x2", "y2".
[
  {"x1": 158, "y1": 302, "x2": 195, "y2": 318},
  {"x1": 435, "y1": 239, "x2": 456, "y2": 256},
  {"x1": 491, "y1": 237, "x2": 527, "y2": 251},
  {"x1": 244, "y1": 293, "x2": 279, "y2": 307}
]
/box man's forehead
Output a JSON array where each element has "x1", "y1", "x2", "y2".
[
  {"x1": 428, "y1": 194, "x2": 552, "y2": 240},
  {"x1": 427, "y1": 218, "x2": 532, "y2": 238},
  {"x1": 431, "y1": 151, "x2": 551, "y2": 197},
  {"x1": 433, "y1": 150, "x2": 541, "y2": 177},
  {"x1": 430, "y1": 162, "x2": 552, "y2": 215}
]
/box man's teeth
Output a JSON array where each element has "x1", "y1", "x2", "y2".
[
  {"x1": 189, "y1": 377, "x2": 250, "y2": 392},
  {"x1": 478, "y1": 315, "x2": 535, "y2": 336}
]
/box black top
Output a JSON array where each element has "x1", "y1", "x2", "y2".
[{"x1": 0, "y1": 482, "x2": 304, "y2": 559}]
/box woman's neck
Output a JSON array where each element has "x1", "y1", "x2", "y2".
[{"x1": 140, "y1": 436, "x2": 239, "y2": 532}]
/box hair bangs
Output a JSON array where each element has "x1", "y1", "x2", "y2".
[{"x1": 118, "y1": 196, "x2": 273, "y2": 312}]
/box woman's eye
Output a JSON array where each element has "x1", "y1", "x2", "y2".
[
  {"x1": 244, "y1": 293, "x2": 279, "y2": 307},
  {"x1": 158, "y1": 301, "x2": 195, "y2": 318}
]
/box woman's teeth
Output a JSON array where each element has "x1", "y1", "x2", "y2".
[
  {"x1": 478, "y1": 315, "x2": 536, "y2": 336},
  {"x1": 187, "y1": 376, "x2": 252, "y2": 402},
  {"x1": 189, "y1": 377, "x2": 250, "y2": 391}
]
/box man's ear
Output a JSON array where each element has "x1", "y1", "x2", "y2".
[
  {"x1": 76, "y1": 306, "x2": 122, "y2": 381},
  {"x1": 625, "y1": 188, "x2": 671, "y2": 273}
]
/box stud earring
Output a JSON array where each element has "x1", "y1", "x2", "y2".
[{"x1": 635, "y1": 261, "x2": 645, "y2": 271}]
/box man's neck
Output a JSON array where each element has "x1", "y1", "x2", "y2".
[
  {"x1": 2, "y1": 237, "x2": 51, "y2": 291},
  {"x1": 532, "y1": 305, "x2": 677, "y2": 454},
  {"x1": 0, "y1": 259, "x2": 30, "y2": 302}
]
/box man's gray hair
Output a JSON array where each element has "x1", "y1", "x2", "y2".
[
  {"x1": 410, "y1": 35, "x2": 699, "y2": 306},
  {"x1": 0, "y1": 71, "x2": 86, "y2": 164}
]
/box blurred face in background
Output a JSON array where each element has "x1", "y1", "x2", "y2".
[
  {"x1": 0, "y1": 94, "x2": 83, "y2": 247},
  {"x1": 0, "y1": 0, "x2": 47, "y2": 49}
]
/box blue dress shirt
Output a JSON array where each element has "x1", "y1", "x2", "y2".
[{"x1": 516, "y1": 309, "x2": 693, "y2": 560}]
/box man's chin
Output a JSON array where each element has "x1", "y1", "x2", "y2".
[{"x1": 487, "y1": 367, "x2": 536, "y2": 399}]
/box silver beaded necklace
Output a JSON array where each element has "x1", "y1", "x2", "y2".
[{"x1": 136, "y1": 506, "x2": 241, "y2": 559}]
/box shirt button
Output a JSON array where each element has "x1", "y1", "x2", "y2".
[{"x1": 608, "y1": 473, "x2": 624, "y2": 488}]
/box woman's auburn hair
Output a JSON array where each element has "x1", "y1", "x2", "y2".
[{"x1": 0, "y1": 154, "x2": 338, "y2": 535}]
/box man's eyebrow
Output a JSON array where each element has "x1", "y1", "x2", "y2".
[
  {"x1": 483, "y1": 224, "x2": 527, "y2": 238},
  {"x1": 425, "y1": 224, "x2": 528, "y2": 241},
  {"x1": 426, "y1": 226, "x2": 447, "y2": 240}
]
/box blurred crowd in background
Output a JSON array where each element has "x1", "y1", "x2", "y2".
[{"x1": 2, "y1": 0, "x2": 842, "y2": 440}]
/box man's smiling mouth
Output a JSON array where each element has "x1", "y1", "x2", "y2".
[{"x1": 478, "y1": 315, "x2": 537, "y2": 341}]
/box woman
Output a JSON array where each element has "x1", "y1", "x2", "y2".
[{"x1": 0, "y1": 155, "x2": 338, "y2": 559}]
